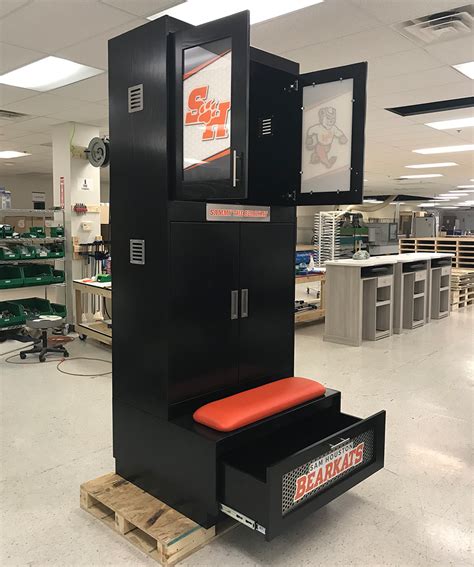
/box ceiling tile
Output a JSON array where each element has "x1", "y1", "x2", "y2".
[
  {"x1": 370, "y1": 82, "x2": 474, "y2": 110},
  {"x1": 7, "y1": 131, "x2": 51, "y2": 145},
  {"x1": 0, "y1": 84, "x2": 37, "y2": 106},
  {"x1": 368, "y1": 66, "x2": 465, "y2": 97},
  {"x1": 251, "y1": 0, "x2": 380, "y2": 55},
  {"x1": 0, "y1": 0, "x2": 29, "y2": 19},
  {"x1": 3, "y1": 93, "x2": 83, "y2": 116},
  {"x1": 285, "y1": 26, "x2": 417, "y2": 72},
  {"x1": 348, "y1": 0, "x2": 466, "y2": 25},
  {"x1": 424, "y1": 36, "x2": 474, "y2": 66},
  {"x1": 0, "y1": 42, "x2": 46, "y2": 74},
  {"x1": 0, "y1": 115, "x2": 63, "y2": 133},
  {"x1": 52, "y1": 73, "x2": 108, "y2": 103},
  {"x1": 369, "y1": 48, "x2": 442, "y2": 81},
  {"x1": 100, "y1": 0, "x2": 182, "y2": 17},
  {"x1": 47, "y1": 102, "x2": 108, "y2": 125},
  {"x1": 0, "y1": 0, "x2": 136, "y2": 54},
  {"x1": 56, "y1": 18, "x2": 147, "y2": 69}
]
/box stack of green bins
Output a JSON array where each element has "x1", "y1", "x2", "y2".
[
  {"x1": 46, "y1": 243, "x2": 64, "y2": 258},
  {"x1": 51, "y1": 269, "x2": 65, "y2": 283},
  {"x1": 0, "y1": 246, "x2": 20, "y2": 261}
]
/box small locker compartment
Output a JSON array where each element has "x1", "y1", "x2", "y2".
[{"x1": 219, "y1": 407, "x2": 385, "y2": 540}]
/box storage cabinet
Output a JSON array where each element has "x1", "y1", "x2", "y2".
[
  {"x1": 169, "y1": 220, "x2": 295, "y2": 404},
  {"x1": 430, "y1": 256, "x2": 452, "y2": 320}
]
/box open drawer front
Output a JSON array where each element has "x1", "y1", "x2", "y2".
[{"x1": 219, "y1": 409, "x2": 385, "y2": 540}]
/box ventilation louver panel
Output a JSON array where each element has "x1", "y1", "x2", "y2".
[
  {"x1": 258, "y1": 116, "x2": 273, "y2": 137},
  {"x1": 393, "y1": 4, "x2": 474, "y2": 45},
  {"x1": 130, "y1": 239, "x2": 145, "y2": 265},
  {"x1": 0, "y1": 109, "x2": 30, "y2": 121},
  {"x1": 128, "y1": 84, "x2": 144, "y2": 113}
]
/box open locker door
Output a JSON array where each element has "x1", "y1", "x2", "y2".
[
  {"x1": 296, "y1": 62, "x2": 367, "y2": 206},
  {"x1": 173, "y1": 11, "x2": 250, "y2": 202}
]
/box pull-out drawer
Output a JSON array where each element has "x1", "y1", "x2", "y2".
[
  {"x1": 402, "y1": 261, "x2": 426, "y2": 273},
  {"x1": 219, "y1": 409, "x2": 385, "y2": 540}
]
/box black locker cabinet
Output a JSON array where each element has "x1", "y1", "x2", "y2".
[{"x1": 110, "y1": 10, "x2": 384, "y2": 539}]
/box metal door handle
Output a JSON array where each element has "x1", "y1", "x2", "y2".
[
  {"x1": 232, "y1": 150, "x2": 238, "y2": 187},
  {"x1": 241, "y1": 288, "x2": 248, "y2": 318},
  {"x1": 329, "y1": 437, "x2": 350, "y2": 450},
  {"x1": 231, "y1": 290, "x2": 239, "y2": 320}
]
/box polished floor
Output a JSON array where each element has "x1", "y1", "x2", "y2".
[{"x1": 1, "y1": 309, "x2": 473, "y2": 566}]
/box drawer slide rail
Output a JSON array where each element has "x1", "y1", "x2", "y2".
[{"x1": 219, "y1": 503, "x2": 266, "y2": 535}]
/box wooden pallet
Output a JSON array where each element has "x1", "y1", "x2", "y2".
[{"x1": 80, "y1": 473, "x2": 236, "y2": 566}]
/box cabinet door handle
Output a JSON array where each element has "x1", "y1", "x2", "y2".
[
  {"x1": 241, "y1": 288, "x2": 249, "y2": 318},
  {"x1": 232, "y1": 150, "x2": 239, "y2": 187},
  {"x1": 231, "y1": 290, "x2": 239, "y2": 320}
]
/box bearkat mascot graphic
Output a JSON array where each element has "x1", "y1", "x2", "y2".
[{"x1": 305, "y1": 107, "x2": 347, "y2": 168}]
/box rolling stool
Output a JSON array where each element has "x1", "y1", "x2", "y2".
[{"x1": 20, "y1": 317, "x2": 69, "y2": 363}]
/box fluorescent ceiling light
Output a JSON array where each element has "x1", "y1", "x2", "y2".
[
  {"x1": 399, "y1": 174, "x2": 443, "y2": 179},
  {"x1": 0, "y1": 56, "x2": 103, "y2": 92},
  {"x1": 413, "y1": 144, "x2": 474, "y2": 155},
  {"x1": 405, "y1": 162, "x2": 458, "y2": 169},
  {"x1": 0, "y1": 150, "x2": 30, "y2": 159},
  {"x1": 452, "y1": 61, "x2": 474, "y2": 79},
  {"x1": 448, "y1": 191, "x2": 469, "y2": 195},
  {"x1": 389, "y1": 201, "x2": 405, "y2": 205},
  {"x1": 418, "y1": 203, "x2": 435, "y2": 207},
  {"x1": 457, "y1": 185, "x2": 474, "y2": 189},
  {"x1": 147, "y1": 0, "x2": 324, "y2": 25},
  {"x1": 425, "y1": 117, "x2": 474, "y2": 130},
  {"x1": 363, "y1": 199, "x2": 381, "y2": 203},
  {"x1": 439, "y1": 194, "x2": 459, "y2": 197},
  {"x1": 439, "y1": 206, "x2": 460, "y2": 209}
]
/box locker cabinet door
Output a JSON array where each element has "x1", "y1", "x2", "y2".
[
  {"x1": 297, "y1": 62, "x2": 367, "y2": 206},
  {"x1": 169, "y1": 222, "x2": 240, "y2": 404},
  {"x1": 238, "y1": 223, "x2": 295, "y2": 384},
  {"x1": 173, "y1": 11, "x2": 250, "y2": 202}
]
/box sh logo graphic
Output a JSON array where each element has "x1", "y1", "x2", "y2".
[{"x1": 185, "y1": 86, "x2": 231, "y2": 141}]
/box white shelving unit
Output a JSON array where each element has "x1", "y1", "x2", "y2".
[{"x1": 0, "y1": 209, "x2": 68, "y2": 329}]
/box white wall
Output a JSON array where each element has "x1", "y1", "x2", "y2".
[{"x1": 0, "y1": 174, "x2": 53, "y2": 209}]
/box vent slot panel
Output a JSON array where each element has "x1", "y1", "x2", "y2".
[
  {"x1": 258, "y1": 116, "x2": 273, "y2": 137},
  {"x1": 130, "y1": 239, "x2": 145, "y2": 265},
  {"x1": 128, "y1": 84, "x2": 143, "y2": 113}
]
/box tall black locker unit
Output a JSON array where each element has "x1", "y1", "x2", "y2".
[{"x1": 109, "y1": 11, "x2": 385, "y2": 540}]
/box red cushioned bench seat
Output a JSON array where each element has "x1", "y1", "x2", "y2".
[{"x1": 193, "y1": 377, "x2": 326, "y2": 432}]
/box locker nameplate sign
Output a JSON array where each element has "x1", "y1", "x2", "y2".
[{"x1": 206, "y1": 204, "x2": 270, "y2": 222}]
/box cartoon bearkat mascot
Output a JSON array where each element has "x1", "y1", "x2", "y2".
[{"x1": 305, "y1": 107, "x2": 347, "y2": 168}]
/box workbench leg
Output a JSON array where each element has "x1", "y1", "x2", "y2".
[{"x1": 75, "y1": 288, "x2": 83, "y2": 329}]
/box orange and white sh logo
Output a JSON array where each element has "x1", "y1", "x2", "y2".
[{"x1": 185, "y1": 85, "x2": 231, "y2": 141}]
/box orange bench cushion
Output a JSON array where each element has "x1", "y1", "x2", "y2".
[{"x1": 193, "y1": 377, "x2": 326, "y2": 432}]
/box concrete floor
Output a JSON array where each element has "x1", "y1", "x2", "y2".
[{"x1": 1, "y1": 310, "x2": 473, "y2": 566}]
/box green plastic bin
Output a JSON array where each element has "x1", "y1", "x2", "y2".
[
  {"x1": 47, "y1": 243, "x2": 64, "y2": 258},
  {"x1": 51, "y1": 269, "x2": 65, "y2": 283},
  {"x1": 0, "y1": 301, "x2": 26, "y2": 328},
  {"x1": 0, "y1": 245, "x2": 20, "y2": 261},
  {"x1": 22, "y1": 264, "x2": 53, "y2": 286},
  {"x1": 10, "y1": 298, "x2": 53, "y2": 318},
  {"x1": 51, "y1": 303, "x2": 67, "y2": 318},
  {"x1": 50, "y1": 226, "x2": 64, "y2": 238},
  {"x1": 14, "y1": 245, "x2": 36, "y2": 260},
  {"x1": 0, "y1": 265, "x2": 24, "y2": 289}
]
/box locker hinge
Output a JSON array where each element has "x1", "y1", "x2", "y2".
[{"x1": 219, "y1": 504, "x2": 266, "y2": 535}]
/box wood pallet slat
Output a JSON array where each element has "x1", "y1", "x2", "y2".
[{"x1": 80, "y1": 473, "x2": 236, "y2": 566}]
